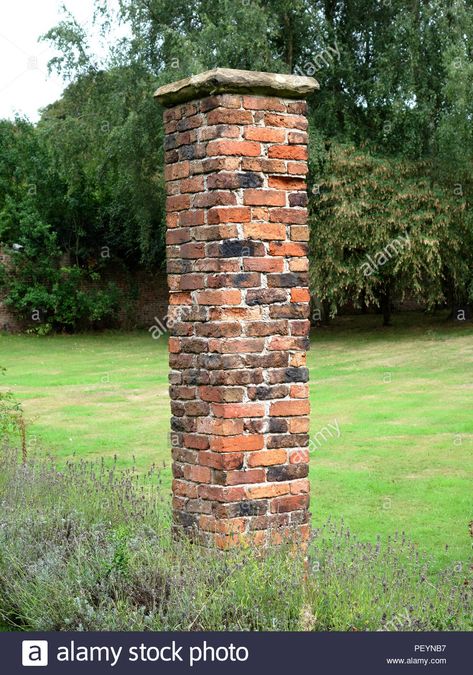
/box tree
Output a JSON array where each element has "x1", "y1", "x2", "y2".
[{"x1": 309, "y1": 143, "x2": 467, "y2": 325}]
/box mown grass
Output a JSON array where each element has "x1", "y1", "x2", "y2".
[{"x1": 0, "y1": 312, "x2": 472, "y2": 571}]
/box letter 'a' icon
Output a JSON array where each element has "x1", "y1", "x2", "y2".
[{"x1": 22, "y1": 641, "x2": 48, "y2": 667}]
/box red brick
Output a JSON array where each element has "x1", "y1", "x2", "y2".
[
  {"x1": 173, "y1": 479, "x2": 198, "y2": 498},
  {"x1": 291, "y1": 288, "x2": 311, "y2": 302},
  {"x1": 287, "y1": 161, "x2": 308, "y2": 175},
  {"x1": 196, "y1": 289, "x2": 242, "y2": 305},
  {"x1": 290, "y1": 383, "x2": 309, "y2": 398},
  {"x1": 194, "y1": 157, "x2": 241, "y2": 174},
  {"x1": 269, "y1": 208, "x2": 307, "y2": 224},
  {"x1": 246, "y1": 483, "x2": 289, "y2": 499},
  {"x1": 287, "y1": 101, "x2": 308, "y2": 114},
  {"x1": 243, "y1": 190, "x2": 286, "y2": 206},
  {"x1": 242, "y1": 96, "x2": 286, "y2": 111},
  {"x1": 268, "y1": 176, "x2": 307, "y2": 190},
  {"x1": 208, "y1": 337, "x2": 265, "y2": 353},
  {"x1": 199, "y1": 515, "x2": 247, "y2": 534},
  {"x1": 247, "y1": 449, "x2": 287, "y2": 467},
  {"x1": 166, "y1": 228, "x2": 191, "y2": 245},
  {"x1": 166, "y1": 212, "x2": 179, "y2": 228},
  {"x1": 193, "y1": 225, "x2": 238, "y2": 241},
  {"x1": 270, "y1": 494, "x2": 309, "y2": 513},
  {"x1": 241, "y1": 158, "x2": 286, "y2": 173},
  {"x1": 193, "y1": 191, "x2": 237, "y2": 207},
  {"x1": 210, "y1": 306, "x2": 263, "y2": 321},
  {"x1": 288, "y1": 131, "x2": 308, "y2": 144},
  {"x1": 291, "y1": 225, "x2": 310, "y2": 241},
  {"x1": 289, "y1": 448, "x2": 309, "y2": 463},
  {"x1": 200, "y1": 94, "x2": 242, "y2": 111},
  {"x1": 169, "y1": 292, "x2": 193, "y2": 305},
  {"x1": 183, "y1": 465, "x2": 212, "y2": 483},
  {"x1": 183, "y1": 433, "x2": 210, "y2": 450},
  {"x1": 211, "y1": 403, "x2": 265, "y2": 419},
  {"x1": 244, "y1": 127, "x2": 286, "y2": 143},
  {"x1": 180, "y1": 243, "x2": 206, "y2": 258},
  {"x1": 179, "y1": 274, "x2": 205, "y2": 290},
  {"x1": 243, "y1": 257, "x2": 284, "y2": 272},
  {"x1": 289, "y1": 257, "x2": 309, "y2": 272},
  {"x1": 179, "y1": 210, "x2": 205, "y2": 226},
  {"x1": 264, "y1": 113, "x2": 308, "y2": 130},
  {"x1": 219, "y1": 468, "x2": 266, "y2": 485},
  {"x1": 196, "y1": 418, "x2": 244, "y2": 436},
  {"x1": 270, "y1": 400, "x2": 310, "y2": 417},
  {"x1": 243, "y1": 223, "x2": 286, "y2": 240},
  {"x1": 207, "y1": 109, "x2": 253, "y2": 125},
  {"x1": 199, "y1": 124, "x2": 241, "y2": 141},
  {"x1": 207, "y1": 172, "x2": 241, "y2": 189},
  {"x1": 268, "y1": 336, "x2": 307, "y2": 351},
  {"x1": 268, "y1": 145, "x2": 308, "y2": 160},
  {"x1": 207, "y1": 207, "x2": 251, "y2": 223},
  {"x1": 207, "y1": 140, "x2": 261, "y2": 157},
  {"x1": 269, "y1": 242, "x2": 308, "y2": 257},
  {"x1": 290, "y1": 478, "x2": 310, "y2": 494},
  {"x1": 164, "y1": 161, "x2": 190, "y2": 181},
  {"x1": 166, "y1": 194, "x2": 191, "y2": 211},
  {"x1": 199, "y1": 451, "x2": 244, "y2": 470},
  {"x1": 210, "y1": 435, "x2": 264, "y2": 452},
  {"x1": 198, "y1": 484, "x2": 246, "y2": 502}
]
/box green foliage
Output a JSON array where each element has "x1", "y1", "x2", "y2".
[
  {"x1": 0, "y1": 368, "x2": 23, "y2": 440},
  {"x1": 0, "y1": 236, "x2": 121, "y2": 333},
  {"x1": 309, "y1": 143, "x2": 471, "y2": 322},
  {"x1": 0, "y1": 448, "x2": 470, "y2": 631},
  {"x1": 0, "y1": 0, "x2": 471, "y2": 328}
]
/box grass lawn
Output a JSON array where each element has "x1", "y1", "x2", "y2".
[{"x1": 1, "y1": 312, "x2": 472, "y2": 570}]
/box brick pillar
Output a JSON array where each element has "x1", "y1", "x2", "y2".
[{"x1": 155, "y1": 68, "x2": 318, "y2": 548}]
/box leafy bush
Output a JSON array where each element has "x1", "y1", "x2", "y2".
[
  {"x1": 0, "y1": 369, "x2": 26, "y2": 461},
  {"x1": 0, "y1": 447, "x2": 471, "y2": 632},
  {"x1": 0, "y1": 232, "x2": 121, "y2": 333}
]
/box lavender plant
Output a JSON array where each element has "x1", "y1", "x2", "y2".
[{"x1": 0, "y1": 445, "x2": 471, "y2": 632}]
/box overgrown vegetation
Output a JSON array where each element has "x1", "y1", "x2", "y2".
[{"x1": 0, "y1": 444, "x2": 471, "y2": 632}]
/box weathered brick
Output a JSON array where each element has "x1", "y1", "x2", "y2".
[
  {"x1": 196, "y1": 289, "x2": 242, "y2": 305},
  {"x1": 242, "y1": 95, "x2": 286, "y2": 111},
  {"x1": 268, "y1": 176, "x2": 307, "y2": 190},
  {"x1": 211, "y1": 402, "x2": 265, "y2": 418},
  {"x1": 270, "y1": 494, "x2": 310, "y2": 513},
  {"x1": 268, "y1": 145, "x2": 308, "y2": 160},
  {"x1": 210, "y1": 434, "x2": 264, "y2": 452},
  {"x1": 247, "y1": 449, "x2": 287, "y2": 467},
  {"x1": 291, "y1": 288, "x2": 311, "y2": 302},
  {"x1": 243, "y1": 223, "x2": 286, "y2": 240},
  {"x1": 207, "y1": 140, "x2": 261, "y2": 157},
  {"x1": 161, "y1": 77, "x2": 313, "y2": 546},
  {"x1": 269, "y1": 208, "x2": 308, "y2": 224},
  {"x1": 264, "y1": 113, "x2": 308, "y2": 130},
  {"x1": 243, "y1": 190, "x2": 286, "y2": 206},
  {"x1": 199, "y1": 451, "x2": 244, "y2": 470},
  {"x1": 244, "y1": 127, "x2": 286, "y2": 143},
  {"x1": 207, "y1": 206, "x2": 251, "y2": 223},
  {"x1": 270, "y1": 400, "x2": 310, "y2": 417}
]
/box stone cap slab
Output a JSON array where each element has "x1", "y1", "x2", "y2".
[{"x1": 154, "y1": 68, "x2": 319, "y2": 107}]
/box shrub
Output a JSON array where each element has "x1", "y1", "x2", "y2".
[
  {"x1": 0, "y1": 369, "x2": 26, "y2": 461},
  {"x1": 0, "y1": 447, "x2": 471, "y2": 632}
]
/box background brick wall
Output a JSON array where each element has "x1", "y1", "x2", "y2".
[{"x1": 0, "y1": 247, "x2": 168, "y2": 332}]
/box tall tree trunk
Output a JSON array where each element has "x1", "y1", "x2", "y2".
[{"x1": 380, "y1": 284, "x2": 392, "y2": 327}]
